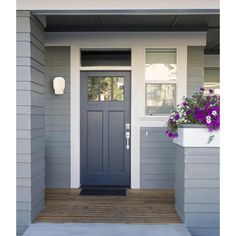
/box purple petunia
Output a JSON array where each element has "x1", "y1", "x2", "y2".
[
  {"x1": 165, "y1": 87, "x2": 220, "y2": 139},
  {"x1": 186, "y1": 109, "x2": 192, "y2": 115},
  {"x1": 174, "y1": 114, "x2": 180, "y2": 120},
  {"x1": 200, "y1": 87, "x2": 205, "y2": 91}
]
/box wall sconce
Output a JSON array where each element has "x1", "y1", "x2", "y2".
[{"x1": 53, "y1": 77, "x2": 65, "y2": 95}]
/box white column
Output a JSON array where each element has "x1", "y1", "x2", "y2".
[{"x1": 70, "y1": 46, "x2": 81, "y2": 188}]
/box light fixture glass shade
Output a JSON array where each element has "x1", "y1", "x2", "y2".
[{"x1": 53, "y1": 77, "x2": 65, "y2": 95}]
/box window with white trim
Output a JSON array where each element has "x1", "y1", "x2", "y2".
[{"x1": 145, "y1": 49, "x2": 177, "y2": 115}]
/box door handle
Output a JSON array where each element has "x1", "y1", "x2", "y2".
[{"x1": 126, "y1": 132, "x2": 130, "y2": 150}]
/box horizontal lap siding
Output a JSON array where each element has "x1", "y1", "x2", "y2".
[
  {"x1": 175, "y1": 145, "x2": 220, "y2": 236},
  {"x1": 45, "y1": 47, "x2": 71, "y2": 188},
  {"x1": 187, "y1": 46, "x2": 204, "y2": 96},
  {"x1": 140, "y1": 127, "x2": 175, "y2": 189},
  {"x1": 185, "y1": 147, "x2": 220, "y2": 236},
  {"x1": 17, "y1": 11, "x2": 45, "y2": 236}
]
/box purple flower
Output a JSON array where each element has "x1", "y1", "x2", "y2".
[
  {"x1": 165, "y1": 88, "x2": 220, "y2": 139},
  {"x1": 172, "y1": 133, "x2": 178, "y2": 138},
  {"x1": 186, "y1": 109, "x2": 192, "y2": 115},
  {"x1": 174, "y1": 114, "x2": 180, "y2": 120},
  {"x1": 205, "y1": 102, "x2": 211, "y2": 108}
]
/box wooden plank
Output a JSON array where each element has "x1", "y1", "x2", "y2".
[{"x1": 35, "y1": 189, "x2": 181, "y2": 224}]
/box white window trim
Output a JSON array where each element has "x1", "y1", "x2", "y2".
[
  {"x1": 80, "y1": 66, "x2": 132, "y2": 71},
  {"x1": 143, "y1": 47, "x2": 187, "y2": 118}
]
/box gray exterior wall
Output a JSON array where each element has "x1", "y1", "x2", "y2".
[
  {"x1": 175, "y1": 145, "x2": 220, "y2": 236},
  {"x1": 45, "y1": 47, "x2": 71, "y2": 188},
  {"x1": 17, "y1": 11, "x2": 45, "y2": 235},
  {"x1": 140, "y1": 127, "x2": 175, "y2": 189},
  {"x1": 187, "y1": 46, "x2": 204, "y2": 96}
]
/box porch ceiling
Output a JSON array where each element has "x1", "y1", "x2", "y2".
[{"x1": 44, "y1": 14, "x2": 219, "y2": 54}]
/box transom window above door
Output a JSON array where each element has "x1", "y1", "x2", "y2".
[
  {"x1": 88, "y1": 76, "x2": 125, "y2": 101},
  {"x1": 81, "y1": 49, "x2": 131, "y2": 67}
]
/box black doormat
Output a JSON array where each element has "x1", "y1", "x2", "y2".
[{"x1": 80, "y1": 188, "x2": 126, "y2": 196}]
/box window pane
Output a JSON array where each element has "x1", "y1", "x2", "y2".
[
  {"x1": 145, "y1": 49, "x2": 177, "y2": 81},
  {"x1": 204, "y1": 68, "x2": 220, "y2": 94},
  {"x1": 113, "y1": 77, "x2": 124, "y2": 101},
  {"x1": 146, "y1": 84, "x2": 176, "y2": 115},
  {"x1": 100, "y1": 77, "x2": 112, "y2": 101},
  {"x1": 88, "y1": 77, "x2": 99, "y2": 101}
]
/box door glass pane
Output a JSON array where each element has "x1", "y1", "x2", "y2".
[
  {"x1": 146, "y1": 83, "x2": 176, "y2": 115},
  {"x1": 100, "y1": 77, "x2": 112, "y2": 101},
  {"x1": 88, "y1": 77, "x2": 99, "y2": 101},
  {"x1": 145, "y1": 49, "x2": 177, "y2": 81},
  {"x1": 113, "y1": 77, "x2": 124, "y2": 101}
]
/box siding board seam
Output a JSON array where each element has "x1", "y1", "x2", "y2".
[
  {"x1": 17, "y1": 32, "x2": 44, "y2": 46},
  {"x1": 17, "y1": 56, "x2": 46, "y2": 68}
]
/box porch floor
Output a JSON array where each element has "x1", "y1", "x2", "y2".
[{"x1": 35, "y1": 189, "x2": 181, "y2": 224}]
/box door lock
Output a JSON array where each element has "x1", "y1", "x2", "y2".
[{"x1": 126, "y1": 123, "x2": 130, "y2": 130}]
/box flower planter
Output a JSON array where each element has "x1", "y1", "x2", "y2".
[{"x1": 173, "y1": 126, "x2": 220, "y2": 147}]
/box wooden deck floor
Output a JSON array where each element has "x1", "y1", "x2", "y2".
[{"x1": 35, "y1": 189, "x2": 181, "y2": 224}]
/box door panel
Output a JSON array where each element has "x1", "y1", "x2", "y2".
[
  {"x1": 81, "y1": 71, "x2": 131, "y2": 186},
  {"x1": 87, "y1": 111, "x2": 103, "y2": 173},
  {"x1": 108, "y1": 111, "x2": 125, "y2": 173}
]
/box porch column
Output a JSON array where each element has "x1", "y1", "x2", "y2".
[{"x1": 16, "y1": 11, "x2": 45, "y2": 235}]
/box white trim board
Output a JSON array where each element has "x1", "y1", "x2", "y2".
[
  {"x1": 45, "y1": 32, "x2": 206, "y2": 189},
  {"x1": 80, "y1": 66, "x2": 132, "y2": 71},
  {"x1": 17, "y1": 0, "x2": 219, "y2": 11},
  {"x1": 70, "y1": 46, "x2": 81, "y2": 188}
]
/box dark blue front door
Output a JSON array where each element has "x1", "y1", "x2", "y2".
[{"x1": 80, "y1": 71, "x2": 131, "y2": 187}]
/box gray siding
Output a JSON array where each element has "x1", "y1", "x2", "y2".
[
  {"x1": 175, "y1": 145, "x2": 220, "y2": 236},
  {"x1": 187, "y1": 46, "x2": 204, "y2": 96},
  {"x1": 45, "y1": 47, "x2": 71, "y2": 188},
  {"x1": 140, "y1": 127, "x2": 175, "y2": 189},
  {"x1": 17, "y1": 11, "x2": 45, "y2": 236}
]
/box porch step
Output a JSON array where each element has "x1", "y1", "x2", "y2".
[{"x1": 23, "y1": 223, "x2": 191, "y2": 236}]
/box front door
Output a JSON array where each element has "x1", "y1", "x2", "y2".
[{"x1": 80, "y1": 71, "x2": 131, "y2": 187}]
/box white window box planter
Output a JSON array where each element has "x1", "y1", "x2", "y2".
[{"x1": 173, "y1": 125, "x2": 220, "y2": 147}]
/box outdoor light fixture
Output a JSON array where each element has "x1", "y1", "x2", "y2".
[{"x1": 53, "y1": 77, "x2": 65, "y2": 95}]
